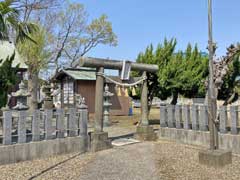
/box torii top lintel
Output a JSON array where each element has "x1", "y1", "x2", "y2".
[{"x1": 79, "y1": 57, "x2": 159, "y2": 73}]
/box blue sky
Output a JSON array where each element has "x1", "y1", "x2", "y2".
[{"x1": 77, "y1": 0, "x2": 240, "y2": 61}]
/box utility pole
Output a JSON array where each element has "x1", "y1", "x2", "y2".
[
  {"x1": 207, "y1": 0, "x2": 219, "y2": 150},
  {"x1": 199, "y1": 0, "x2": 231, "y2": 167}
]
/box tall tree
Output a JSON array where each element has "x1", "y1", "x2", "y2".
[
  {"x1": 0, "y1": 0, "x2": 37, "y2": 110},
  {"x1": 17, "y1": 25, "x2": 49, "y2": 111},
  {"x1": 13, "y1": 0, "x2": 62, "y2": 22},
  {"x1": 36, "y1": 1, "x2": 117, "y2": 74},
  {"x1": 15, "y1": 0, "x2": 117, "y2": 74},
  {"x1": 175, "y1": 44, "x2": 209, "y2": 99},
  {"x1": 136, "y1": 39, "x2": 177, "y2": 105},
  {"x1": 135, "y1": 39, "x2": 209, "y2": 106}
]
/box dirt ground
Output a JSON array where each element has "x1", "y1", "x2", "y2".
[
  {"x1": 89, "y1": 107, "x2": 160, "y2": 125},
  {"x1": 88, "y1": 107, "x2": 160, "y2": 138},
  {"x1": 1, "y1": 141, "x2": 240, "y2": 180}
]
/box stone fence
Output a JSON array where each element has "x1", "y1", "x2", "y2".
[
  {"x1": 0, "y1": 106, "x2": 88, "y2": 165},
  {"x1": 159, "y1": 104, "x2": 240, "y2": 154},
  {"x1": 160, "y1": 104, "x2": 240, "y2": 134}
]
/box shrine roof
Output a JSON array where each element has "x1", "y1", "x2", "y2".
[{"x1": 55, "y1": 68, "x2": 96, "y2": 80}]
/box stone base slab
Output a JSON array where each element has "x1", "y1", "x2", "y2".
[
  {"x1": 134, "y1": 125, "x2": 157, "y2": 141},
  {"x1": 158, "y1": 127, "x2": 240, "y2": 154},
  {"x1": 199, "y1": 149, "x2": 232, "y2": 167},
  {"x1": 0, "y1": 136, "x2": 87, "y2": 165},
  {"x1": 90, "y1": 132, "x2": 112, "y2": 152}
]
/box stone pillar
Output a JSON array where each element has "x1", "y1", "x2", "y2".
[
  {"x1": 191, "y1": 105, "x2": 199, "y2": 130},
  {"x1": 219, "y1": 106, "x2": 228, "y2": 134},
  {"x1": 2, "y1": 109, "x2": 12, "y2": 145},
  {"x1": 141, "y1": 71, "x2": 149, "y2": 126},
  {"x1": 32, "y1": 109, "x2": 40, "y2": 141},
  {"x1": 18, "y1": 110, "x2": 27, "y2": 143},
  {"x1": 68, "y1": 108, "x2": 78, "y2": 137},
  {"x1": 45, "y1": 109, "x2": 53, "y2": 140},
  {"x1": 79, "y1": 100, "x2": 88, "y2": 137},
  {"x1": 94, "y1": 67, "x2": 104, "y2": 132},
  {"x1": 230, "y1": 106, "x2": 238, "y2": 135},
  {"x1": 167, "y1": 104, "x2": 175, "y2": 128},
  {"x1": 199, "y1": 105, "x2": 208, "y2": 131},
  {"x1": 135, "y1": 71, "x2": 157, "y2": 141},
  {"x1": 175, "y1": 105, "x2": 182, "y2": 129},
  {"x1": 91, "y1": 67, "x2": 112, "y2": 152},
  {"x1": 79, "y1": 100, "x2": 89, "y2": 151},
  {"x1": 160, "y1": 105, "x2": 167, "y2": 127},
  {"x1": 56, "y1": 108, "x2": 65, "y2": 138},
  {"x1": 182, "y1": 105, "x2": 190, "y2": 130}
]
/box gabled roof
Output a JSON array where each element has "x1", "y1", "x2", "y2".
[
  {"x1": 54, "y1": 67, "x2": 142, "y2": 83},
  {"x1": 54, "y1": 68, "x2": 96, "y2": 80},
  {"x1": 0, "y1": 41, "x2": 27, "y2": 69}
]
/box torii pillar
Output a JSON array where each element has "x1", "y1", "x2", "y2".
[
  {"x1": 91, "y1": 67, "x2": 112, "y2": 152},
  {"x1": 134, "y1": 71, "x2": 157, "y2": 141},
  {"x1": 79, "y1": 57, "x2": 159, "y2": 152}
]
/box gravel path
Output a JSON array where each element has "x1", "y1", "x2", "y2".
[
  {"x1": 1, "y1": 140, "x2": 240, "y2": 180},
  {"x1": 78, "y1": 142, "x2": 159, "y2": 180}
]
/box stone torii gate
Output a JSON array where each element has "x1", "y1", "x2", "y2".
[{"x1": 80, "y1": 57, "x2": 159, "y2": 152}]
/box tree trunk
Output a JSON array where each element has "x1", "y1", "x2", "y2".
[
  {"x1": 170, "y1": 92, "x2": 178, "y2": 105},
  {"x1": 28, "y1": 70, "x2": 39, "y2": 112},
  {"x1": 204, "y1": 91, "x2": 208, "y2": 105},
  {"x1": 223, "y1": 92, "x2": 237, "y2": 106}
]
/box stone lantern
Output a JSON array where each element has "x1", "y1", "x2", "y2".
[
  {"x1": 103, "y1": 84, "x2": 114, "y2": 126},
  {"x1": 11, "y1": 81, "x2": 30, "y2": 110},
  {"x1": 43, "y1": 83, "x2": 54, "y2": 109}
]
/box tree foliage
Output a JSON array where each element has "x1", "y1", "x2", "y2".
[
  {"x1": 218, "y1": 55, "x2": 240, "y2": 104},
  {"x1": 0, "y1": 0, "x2": 37, "y2": 43},
  {"x1": 13, "y1": 0, "x2": 117, "y2": 75},
  {"x1": 32, "y1": 1, "x2": 118, "y2": 73},
  {"x1": 17, "y1": 24, "x2": 49, "y2": 73},
  {"x1": 17, "y1": 24, "x2": 50, "y2": 111},
  {"x1": 134, "y1": 39, "x2": 209, "y2": 105},
  {"x1": 0, "y1": 53, "x2": 19, "y2": 108}
]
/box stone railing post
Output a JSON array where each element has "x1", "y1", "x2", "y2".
[
  {"x1": 230, "y1": 106, "x2": 239, "y2": 135},
  {"x1": 160, "y1": 104, "x2": 167, "y2": 127},
  {"x1": 199, "y1": 105, "x2": 208, "y2": 131},
  {"x1": 175, "y1": 105, "x2": 182, "y2": 129},
  {"x1": 182, "y1": 105, "x2": 190, "y2": 130},
  {"x1": 68, "y1": 108, "x2": 78, "y2": 137},
  {"x1": 18, "y1": 110, "x2": 27, "y2": 143},
  {"x1": 44, "y1": 109, "x2": 53, "y2": 140},
  {"x1": 2, "y1": 109, "x2": 12, "y2": 145},
  {"x1": 56, "y1": 108, "x2": 65, "y2": 138},
  {"x1": 32, "y1": 110, "x2": 40, "y2": 141},
  {"x1": 167, "y1": 104, "x2": 175, "y2": 128},
  {"x1": 79, "y1": 99, "x2": 88, "y2": 138},
  {"x1": 219, "y1": 106, "x2": 228, "y2": 134},
  {"x1": 191, "y1": 105, "x2": 199, "y2": 130}
]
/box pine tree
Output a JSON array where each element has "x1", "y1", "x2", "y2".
[
  {"x1": 133, "y1": 39, "x2": 209, "y2": 105},
  {"x1": 0, "y1": 53, "x2": 19, "y2": 108}
]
